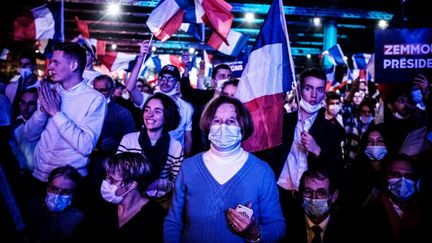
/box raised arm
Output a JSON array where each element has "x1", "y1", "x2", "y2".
[{"x1": 126, "y1": 39, "x2": 151, "y2": 107}]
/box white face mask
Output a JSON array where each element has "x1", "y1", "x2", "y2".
[
  {"x1": 215, "y1": 78, "x2": 229, "y2": 94},
  {"x1": 208, "y1": 124, "x2": 242, "y2": 152},
  {"x1": 388, "y1": 177, "x2": 416, "y2": 201},
  {"x1": 154, "y1": 83, "x2": 179, "y2": 97},
  {"x1": 327, "y1": 104, "x2": 341, "y2": 115},
  {"x1": 302, "y1": 197, "x2": 330, "y2": 217},
  {"x1": 18, "y1": 67, "x2": 32, "y2": 79},
  {"x1": 100, "y1": 180, "x2": 132, "y2": 204},
  {"x1": 365, "y1": 145, "x2": 387, "y2": 161},
  {"x1": 299, "y1": 99, "x2": 322, "y2": 114},
  {"x1": 393, "y1": 111, "x2": 409, "y2": 120},
  {"x1": 45, "y1": 192, "x2": 72, "y2": 212}
]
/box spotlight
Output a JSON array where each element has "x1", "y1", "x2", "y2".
[
  {"x1": 378, "y1": 20, "x2": 388, "y2": 29},
  {"x1": 111, "y1": 44, "x2": 117, "y2": 50},
  {"x1": 107, "y1": 3, "x2": 120, "y2": 15},
  {"x1": 313, "y1": 17, "x2": 321, "y2": 26},
  {"x1": 245, "y1": 13, "x2": 255, "y2": 23}
]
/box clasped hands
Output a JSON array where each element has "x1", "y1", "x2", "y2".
[{"x1": 39, "y1": 80, "x2": 61, "y2": 117}]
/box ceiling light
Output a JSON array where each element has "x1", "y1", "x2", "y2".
[
  {"x1": 313, "y1": 17, "x2": 321, "y2": 26},
  {"x1": 107, "y1": 3, "x2": 120, "y2": 15},
  {"x1": 111, "y1": 44, "x2": 117, "y2": 50},
  {"x1": 245, "y1": 13, "x2": 255, "y2": 23},
  {"x1": 378, "y1": 20, "x2": 388, "y2": 29},
  {"x1": 306, "y1": 54, "x2": 312, "y2": 59}
]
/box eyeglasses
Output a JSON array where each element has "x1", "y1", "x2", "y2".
[
  {"x1": 94, "y1": 87, "x2": 112, "y2": 93},
  {"x1": 47, "y1": 185, "x2": 74, "y2": 196},
  {"x1": 302, "y1": 188, "x2": 330, "y2": 199},
  {"x1": 158, "y1": 75, "x2": 176, "y2": 84},
  {"x1": 19, "y1": 100, "x2": 37, "y2": 107}
]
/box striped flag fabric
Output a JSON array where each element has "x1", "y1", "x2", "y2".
[
  {"x1": 13, "y1": 2, "x2": 63, "y2": 42},
  {"x1": 100, "y1": 52, "x2": 138, "y2": 72},
  {"x1": 200, "y1": 0, "x2": 234, "y2": 45},
  {"x1": 235, "y1": 0, "x2": 295, "y2": 152},
  {"x1": 179, "y1": 23, "x2": 205, "y2": 42},
  {"x1": 146, "y1": 0, "x2": 185, "y2": 42},
  {"x1": 352, "y1": 53, "x2": 372, "y2": 70},
  {"x1": 322, "y1": 44, "x2": 346, "y2": 66},
  {"x1": 208, "y1": 29, "x2": 249, "y2": 57},
  {"x1": 366, "y1": 53, "x2": 375, "y2": 81}
]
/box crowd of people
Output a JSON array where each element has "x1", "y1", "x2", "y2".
[{"x1": 0, "y1": 38, "x2": 431, "y2": 243}]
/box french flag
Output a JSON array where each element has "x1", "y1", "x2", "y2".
[
  {"x1": 352, "y1": 53, "x2": 371, "y2": 70},
  {"x1": 179, "y1": 23, "x2": 205, "y2": 42},
  {"x1": 323, "y1": 44, "x2": 346, "y2": 66},
  {"x1": 100, "y1": 52, "x2": 137, "y2": 72},
  {"x1": 13, "y1": 2, "x2": 63, "y2": 42},
  {"x1": 146, "y1": 0, "x2": 185, "y2": 42},
  {"x1": 235, "y1": 0, "x2": 295, "y2": 152},
  {"x1": 208, "y1": 29, "x2": 249, "y2": 57}
]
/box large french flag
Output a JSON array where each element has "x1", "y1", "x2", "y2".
[
  {"x1": 208, "y1": 29, "x2": 249, "y2": 57},
  {"x1": 236, "y1": 0, "x2": 295, "y2": 152},
  {"x1": 100, "y1": 52, "x2": 138, "y2": 72},
  {"x1": 13, "y1": 2, "x2": 63, "y2": 42},
  {"x1": 146, "y1": 0, "x2": 185, "y2": 42}
]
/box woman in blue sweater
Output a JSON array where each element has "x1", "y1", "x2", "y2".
[{"x1": 164, "y1": 96, "x2": 285, "y2": 242}]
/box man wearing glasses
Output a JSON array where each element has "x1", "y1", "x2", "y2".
[{"x1": 283, "y1": 168, "x2": 351, "y2": 243}]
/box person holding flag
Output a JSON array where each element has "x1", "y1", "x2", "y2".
[{"x1": 263, "y1": 68, "x2": 346, "y2": 219}]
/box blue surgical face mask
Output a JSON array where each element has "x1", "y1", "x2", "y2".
[
  {"x1": 359, "y1": 115, "x2": 373, "y2": 125},
  {"x1": 302, "y1": 197, "x2": 330, "y2": 217},
  {"x1": 388, "y1": 177, "x2": 416, "y2": 201},
  {"x1": 45, "y1": 192, "x2": 72, "y2": 212},
  {"x1": 18, "y1": 67, "x2": 32, "y2": 79},
  {"x1": 365, "y1": 146, "x2": 387, "y2": 161},
  {"x1": 410, "y1": 89, "x2": 423, "y2": 104},
  {"x1": 208, "y1": 124, "x2": 242, "y2": 152}
]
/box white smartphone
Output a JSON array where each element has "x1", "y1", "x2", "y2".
[{"x1": 235, "y1": 204, "x2": 253, "y2": 219}]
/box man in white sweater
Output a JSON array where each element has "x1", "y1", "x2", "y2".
[{"x1": 23, "y1": 42, "x2": 107, "y2": 194}]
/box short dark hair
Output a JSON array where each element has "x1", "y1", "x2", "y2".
[
  {"x1": 325, "y1": 91, "x2": 341, "y2": 103},
  {"x1": 52, "y1": 42, "x2": 87, "y2": 75},
  {"x1": 299, "y1": 168, "x2": 337, "y2": 194},
  {"x1": 358, "y1": 98, "x2": 376, "y2": 117},
  {"x1": 143, "y1": 92, "x2": 180, "y2": 133},
  {"x1": 103, "y1": 152, "x2": 153, "y2": 194},
  {"x1": 359, "y1": 124, "x2": 387, "y2": 151},
  {"x1": 94, "y1": 74, "x2": 115, "y2": 90},
  {"x1": 18, "y1": 52, "x2": 36, "y2": 66},
  {"x1": 200, "y1": 96, "x2": 254, "y2": 140},
  {"x1": 47, "y1": 165, "x2": 82, "y2": 193},
  {"x1": 211, "y1": 64, "x2": 232, "y2": 79},
  {"x1": 299, "y1": 67, "x2": 327, "y2": 88},
  {"x1": 384, "y1": 153, "x2": 417, "y2": 178},
  {"x1": 23, "y1": 87, "x2": 38, "y2": 96},
  {"x1": 222, "y1": 78, "x2": 239, "y2": 91}
]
